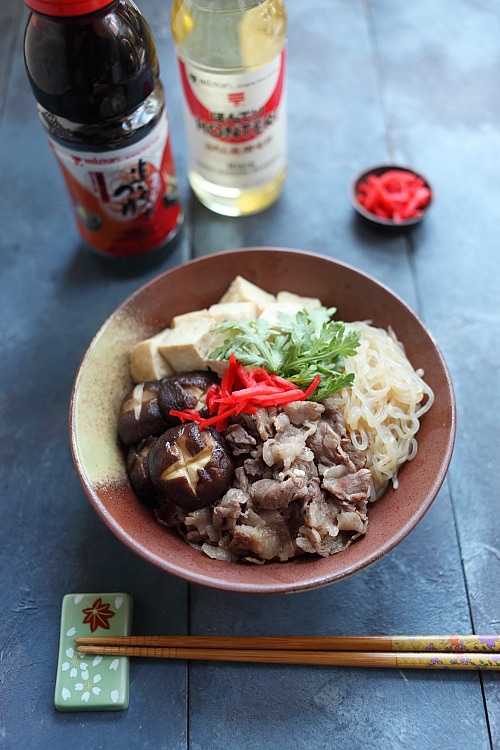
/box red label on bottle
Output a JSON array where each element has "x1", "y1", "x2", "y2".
[{"x1": 49, "y1": 110, "x2": 182, "y2": 257}]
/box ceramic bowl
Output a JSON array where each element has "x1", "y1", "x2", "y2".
[
  {"x1": 70, "y1": 247, "x2": 455, "y2": 593},
  {"x1": 350, "y1": 164, "x2": 433, "y2": 228}
]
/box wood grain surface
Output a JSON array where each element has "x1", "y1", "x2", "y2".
[{"x1": 0, "y1": 0, "x2": 498, "y2": 748}]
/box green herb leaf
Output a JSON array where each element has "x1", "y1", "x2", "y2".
[{"x1": 209, "y1": 306, "x2": 360, "y2": 401}]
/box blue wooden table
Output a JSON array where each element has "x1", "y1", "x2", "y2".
[{"x1": 1, "y1": 1, "x2": 499, "y2": 748}]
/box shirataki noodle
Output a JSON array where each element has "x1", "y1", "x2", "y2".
[{"x1": 331, "y1": 322, "x2": 434, "y2": 501}]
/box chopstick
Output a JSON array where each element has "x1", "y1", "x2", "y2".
[
  {"x1": 74, "y1": 634, "x2": 499, "y2": 652},
  {"x1": 75, "y1": 634, "x2": 500, "y2": 670}
]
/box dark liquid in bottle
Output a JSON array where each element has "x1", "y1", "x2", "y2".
[
  {"x1": 24, "y1": 0, "x2": 160, "y2": 145},
  {"x1": 24, "y1": 0, "x2": 183, "y2": 257}
]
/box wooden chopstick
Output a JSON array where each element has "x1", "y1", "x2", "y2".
[
  {"x1": 74, "y1": 634, "x2": 500, "y2": 670},
  {"x1": 74, "y1": 644, "x2": 500, "y2": 670},
  {"x1": 74, "y1": 633, "x2": 500, "y2": 653}
]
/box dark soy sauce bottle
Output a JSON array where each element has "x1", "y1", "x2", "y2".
[{"x1": 24, "y1": 0, "x2": 183, "y2": 258}]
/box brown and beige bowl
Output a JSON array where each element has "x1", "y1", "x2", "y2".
[{"x1": 69, "y1": 247, "x2": 456, "y2": 594}]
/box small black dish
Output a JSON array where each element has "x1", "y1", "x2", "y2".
[{"x1": 350, "y1": 164, "x2": 433, "y2": 228}]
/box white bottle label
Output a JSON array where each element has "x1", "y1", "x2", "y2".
[{"x1": 177, "y1": 49, "x2": 287, "y2": 190}]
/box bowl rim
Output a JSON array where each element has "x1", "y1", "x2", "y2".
[
  {"x1": 69, "y1": 247, "x2": 456, "y2": 593},
  {"x1": 349, "y1": 164, "x2": 433, "y2": 228}
]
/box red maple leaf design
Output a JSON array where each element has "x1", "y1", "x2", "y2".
[{"x1": 81, "y1": 597, "x2": 116, "y2": 633}]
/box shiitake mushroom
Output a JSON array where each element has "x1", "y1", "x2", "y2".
[
  {"x1": 126, "y1": 437, "x2": 159, "y2": 507},
  {"x1": 120, "y1": 372, "x2": 230, "y2": 512},
  {"x1": 157, "y1": 371, "x2": 219, "y2": 425},
  {"x1": 147, "y1": 423, "x2": 234, "y2": 512},
  {"x1": 118, "y1": 381, "x2": 168, "y2": 445}
]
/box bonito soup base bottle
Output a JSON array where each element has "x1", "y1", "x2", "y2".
[
  {"x1": 24, "y1": 0, "x2": 183, "y2": 258},
  {"x1": 171, "y1": 0, "x2": 287, "y2": 217}
]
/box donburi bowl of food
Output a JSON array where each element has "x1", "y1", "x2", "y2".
[{"x1": 69, "y1": 247, "x2": 455, "y2": 593}]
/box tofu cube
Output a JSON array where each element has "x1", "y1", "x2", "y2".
[
  {"x1": 208, "y1": 301, "x2": 259, "y2": 323},
  {"x1": 276, "y1": 290, "x2": 322, "y2": 308},
  {"x1": 198, "y1": 325, "x2": 239, "y2": 376},
  {"x1": 258, "y1": 302, "x2": 305, "y2": 326},
  {"x1": 171, "y1": 309, "x2": 212, "y2": 327},
  {"x1": 218, "y1": 275, "x2": 275, "y2": 313},
  {"x1": 158, "y1": 318, "x2": 215, "y2": 373},
  {"x1": 130, "y1": 329, "x2": 174, "y2": 383}
]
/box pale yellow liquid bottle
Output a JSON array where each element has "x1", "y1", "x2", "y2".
[{"x1": 171, "y1": 0, "x2": 287, "y2": 216}]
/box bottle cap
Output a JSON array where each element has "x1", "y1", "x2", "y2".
[{"x1": 25, "y1": 0, "x2": 113, "y2": 16}]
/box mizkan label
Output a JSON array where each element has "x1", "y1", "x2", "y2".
[
  {"x1": 48, "y1": 109, "x2": 182, "y2": 257},
  {"x1": 177, "y1": 49, "x2": 287, "y2": 190}
]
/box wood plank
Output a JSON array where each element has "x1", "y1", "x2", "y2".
[
  {"x1": 187, "y1": 1, "x2": 490, "y2": 747},
  {"x1": 0, "y1": 2, "x2": 190, "y2": 747},
  {"x1": 0, "y1": 0, "x2": 497, "y2": 747},
  {"x1": 368, "y1": 1, "x2": 500, "y2": 745},
  {"x1": 0, "y1": 0, "x2": 23, "y2": 118}
]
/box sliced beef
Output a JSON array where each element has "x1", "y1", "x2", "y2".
[
  {"x1": 321, "y1": 399, "x2": 366, "y2": 470},
  {"x1": 283, "y1": 400, "x2": 324, "y2": 425},
  {"x1": 243, "y1": 455, "x2": 272, "y2": 478},
  {"x1": 184, "y1": 506, "x2": 218, "y2": 544},
  {"x1": 223, "y1": 423, "x2": 257, "y2": 455},
  {"x1": 254, "y1": 407, "x2": 278, "y2": 440},
  {"x1": 232, "y1": 465, "x2": 251, "y2": 492},
  {"x1": 212, "y1": 488, "x2": 248, "y2": 532},
  {"x1": 323, "y1": 467, "x2": 372, "y2": 504},
  {"x1": 151, "y1": 397, "x2": 373, "y2": 565},
  {"x1": 250, "y1": 474, "x2": 309, "y2": 510},
  {"x1": 227, "y1": 509, "x2": 295, "y2": 562},
  {"x1": 321, "y1": 399, "x2": 348, "y2": 435},
  {"x1": 307, "y1": 419, "x2": 359, "y2": 473}
]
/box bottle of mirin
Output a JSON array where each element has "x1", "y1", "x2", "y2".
[
  {"x1": 24, "y1": 0, "x2": 183, "y2": 258},
  {"x1": 171, "y1": 0, "x2": 287, "y2": 216}
]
